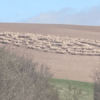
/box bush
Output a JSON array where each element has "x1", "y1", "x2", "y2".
[
  {"x1": 63, "y1": 85, "x2": 84, "y2": 100},
  {"x1": 0, "y1": 45, "x2": 61, "y2": 100},
  {"x1": 92, "y1": 65, "x2": 100, "y2": 100}
]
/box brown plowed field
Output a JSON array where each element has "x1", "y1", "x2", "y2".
[{"x1": 0, "y1": 23, "x2": 100, "y2": 83}]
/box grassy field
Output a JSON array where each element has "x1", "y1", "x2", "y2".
[{"x1": 50, "y1": 78, "x2": 94, "y2": 100}]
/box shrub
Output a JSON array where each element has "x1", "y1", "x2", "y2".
[
  {"x1": 92, "y1": 65, "x2": 100, "y2": 100},
  {"x1": 0, "y1": 45, "x2": 60, "y2": 100}
]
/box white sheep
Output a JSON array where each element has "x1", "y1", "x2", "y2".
[
  {"x1": 27, "y1": 45, "x2": 35, "y2": 49},
  {"x1": 13, "y1": 42, "x2": 22, "y2": 46},
  {"x1": 24, "y1": 42, "x2": 29, "y2": 45},
  {"x1": 49, "y1": 46, "x2": 59, "y2": 50},
  {"x1": 42, "y1": 48, "x2": 49, "y2": 52},
  {"x1": 1, "y1": 40, "x2": 10, "y2": 44},
  {"x1": 59, "y1": 50, "x2": 66, "y2": 54},
  {"x1": 45, "y1": 43, "x2": 51, "y2": 48},
  {"x1": 61, "y1": 45, "x2": 68, "y2": 49},
  {"x1": 0, "y1": 36, "x2": 6, "y2": 40}
]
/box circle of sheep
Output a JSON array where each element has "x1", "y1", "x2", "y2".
[{"x1": 0, "y1": 31, "x2": 100, "y2": 56}]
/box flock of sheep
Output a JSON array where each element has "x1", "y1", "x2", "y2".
[{"x1": 0, "y1": 31, "x2": 100, "y2": 56}]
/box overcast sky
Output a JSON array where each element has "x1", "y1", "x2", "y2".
[{"x1": 0, "y1": 0, "x2": 100, "y2": 26}]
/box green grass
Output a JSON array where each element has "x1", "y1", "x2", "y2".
[{"x1": 49, "y1": 78, "x2": 94, "y2": 100}]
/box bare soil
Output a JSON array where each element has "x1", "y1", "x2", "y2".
[{"x1": 0, "y1": 23, "x2": 100, "y2": 83}]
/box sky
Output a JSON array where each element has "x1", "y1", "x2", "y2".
[{"x1": 0, "y1": 0, "x2": 100, "y2": 26}]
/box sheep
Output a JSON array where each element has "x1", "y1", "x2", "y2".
[
  {"x1": 31, "y1": 38, "x2": 38, "y2": 42},
  {"x1": 46, "y1": 34, "x2": 52, "y2": 40},
  {"x1": 40, "y1": 46, "x2": 46, "y2": 49},
  {"x1": 18, "y1": 34, "x2": 30, "y2": 38},
  {"x1": 0, "y1": 40, "x2": 10, "y2": 44},
  {"x1": 27, "y1": 45, "x2": 36, "y2": 49},
  {"x1": 72, "y1": 46, "x2": 81, "y2": 49},
  {"x1": 24, "y1": 42, "x2": 29, "y2": 45},
  {"x1": 1, "y1": 31, "x2": 100, "y2": 56},
  {"x1": 23, "y1": 39, "x2": 31, "y2": 43},
  {"x1": 15, "y1": 40, "x2": 22, "y2": 43},
  {"x1": 36, "y1": 41, "x2": 44, "y2": 45},
  {"x1": 38, "y1": 35, "x2": 48, "y2": 41},
  {"x1": 59, "y1": 50, "x2": 66, "y2": 54},
  {"x1": 0, "y1": 40, "x2": 3, "y2": 43},
  {"x1": 38, "y1": 44, "x2": 45, "y2": 48},
  {"x1": 33, "y1": 42, "x2": 42, "y2": 47},
  {"x1": 61, "y1": 45, "x2": 68, "y2": 49},
  {"x1": 2, "y1": 33, "x2": 10, "y2": 37},
  {"x1": 47, "y1": 37, "x2": 55, "y2": 42},
  {"x1": 0, "y1": 36, "x2": 6, "y2": 40},
  {"x1": 29, "y1": 35, "x2": 36, "y2": 40},
  {"x1": 4, "y1": 37, "x2": 13, "y2": 41},
  {"x1": 45, "y1": 43, "x2": 52, "y2": 48},
  {"x1": 35, "y1": 33, "x2": 42, "y2": 37},
  {"x1": 55, "y1": 43, "x2": 63, "y2": 46},
  {"x1": 0, "y1": 32, "x2": 7, "y2": 36},
  {"x1": 62, "y1": 41, "x2": 67, "y2": 45},
  {"x1": 26, "y1": 33, "x2": 34, "y2": 36},
  {"x1": 49, "y1": 46, "x2": 59, "y2": 51},
  {"x1": 28, "y1": 40, "x2": 34, "y2": 44},
  {"x1": 42, "y1": 48, "x2": 49, "y2": 52},
  {"x1": 35, "y1": 47, "x2": 42, "y2": 51},
  {"x1": 74, "y1": 42, "x2": 84, "y2": 46},
  {"x1": 34, "y1": 44, "x2": 42, "y2": 48},
  {"x1": 68, "y1": 49, "x2": 77, "y2": 55},
  {"x1": 11, "y1": 34, "x2": 18, "y2": 40},
  {"x1": 95, "y1": 50, "x2": 100, "y2": 53},
  {"x1": 55, "y1": 48, "x2": 66, "y2": 54},
  {"x1": 27, "y1": 45, "x2": 33, "y2": 49},
  {"x1": 67, "y1": 42, "x2": 74, "y2": 46},
  {"x1": 54, "y1": 39, "x2": 62, "y2": 43},
  {"x1": 13, "y1": 42, "x2": 22, "y2": 46},
  {"x1": 95, "y1": 43, "x2": 100, "y2": 47}
]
